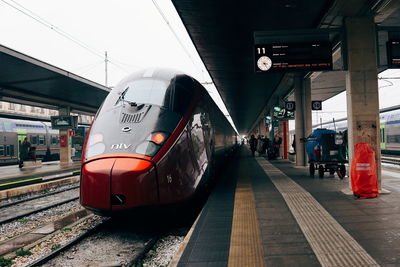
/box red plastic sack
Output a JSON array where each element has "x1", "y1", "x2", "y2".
[{"x1": 350, "y1": 143, "x2": 379, "y2": 198}]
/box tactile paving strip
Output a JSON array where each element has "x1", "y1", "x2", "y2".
[
  {"x1": 256, "y1": 158, "x2": 380, "y2": 267},
  {"x1": 228, "y1": 171, "x2": 266, "y2": 267}
]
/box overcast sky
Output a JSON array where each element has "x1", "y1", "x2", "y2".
[
  {"x1": 311, "y1": 68, "x2": 400, "y2": 127},
  {"x1": 0, "y1": 0, "x2": 236, "y2": 128},
  {"x1": 1, "y1": 0, "x2": 400, "y2": 133}
]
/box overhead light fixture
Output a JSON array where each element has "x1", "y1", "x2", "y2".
[{"x1": 274, "y1": 106, "x2": 282, "y2": 112}]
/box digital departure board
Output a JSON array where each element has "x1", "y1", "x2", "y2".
[
  {"x1": 254, "y1": 42, "x2": 333, "y2": 72},
  {"x1": 387, "y1": 40, "x2": 400, "y2": 68},
  {"x1": 51, "y1": 116, "x2": 78, "y2": 129}
]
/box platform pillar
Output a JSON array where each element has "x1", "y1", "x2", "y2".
[
  {"x1": 345, "y1": 17, "x2": 381, "y2": 189},
  {"x1": 281, "y1": 121, "x2": 288, "y2": 159},
  {"x1": 59, "y1": 107, "x2": 72, "y2": 167},
  {"x1": 294, "y1": 75, "x2": 311, "y2": 166}
]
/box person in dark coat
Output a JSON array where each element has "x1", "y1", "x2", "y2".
[
  {"x1": 273, "y1": 135, "x2": 282, "y2": 158},
  {"x1": 261, "y1": 137, "x2": 270, "y2": 155},
  {"x1": 19, "y1": 137, "x2": 31, "y2": 168},
  {"x1": 249, "y1": 134, "x2": 258, "y2": 157},
  {"x1": 292, "y1": 134, "x2": 296, "y2": 153}
]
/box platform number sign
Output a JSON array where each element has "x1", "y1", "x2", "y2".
[
  {"x1": 285, "y1": 101, "x2": 295, "y2": 112},
  {"x1": 311, "y1": 101, "x2": 322, "y2": 110},
  {"x1": 255, "y1": 46, "x2": 272, "y2": 72}
]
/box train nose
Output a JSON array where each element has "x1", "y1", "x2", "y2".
[{"x1": 80, "y1": 157, "x2": 158, "y2": 213}]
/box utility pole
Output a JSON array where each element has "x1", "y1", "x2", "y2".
[{"x1": 105, "y1": 51, "x2": 108, "y2": 87}]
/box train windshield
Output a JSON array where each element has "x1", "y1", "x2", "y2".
[{"x1": 115, "y1": 79, "x2": 170, "y2": 107}]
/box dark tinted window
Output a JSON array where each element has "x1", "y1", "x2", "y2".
[
  {"x1": 116, "y1": 79, "x2": 169, "y2": 106},
  {"x1": 387, "y1": 135, "x2": 400, "y2": 143},
  {"x1": 39, "y1": 135, "x2": 46, "y2": 145},
  {"x1": 173, "y1": 76, "x2": 195, "y2": 115},
  {"x1": 31, "y1": 135, "x2": 38, "y2": 145},
  {"x1": 51, "y1": 136, "x2": 58, "y2": 145}
]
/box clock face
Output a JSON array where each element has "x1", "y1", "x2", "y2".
[{"x1": 257, "y1": 56, "x2": 272, "y2": 71}]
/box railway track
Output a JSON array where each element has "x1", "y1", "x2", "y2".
[
  {"x1": 28, "y1": 219, "x2": 160, "y2": 267},
  {"x1": 0, "y1": 209, "x2": 101, "y2": 267},
  {"x1": 0, "y1": 187, "x2": 79, "y2": 225},
  {"x1": 0, "y1": 184, "x2": 79, "y2": 210},
  {"x1": 1, "y1": 199, "x2": 191, "y2": 267}
]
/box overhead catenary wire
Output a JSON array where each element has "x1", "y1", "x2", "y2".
[
  {"x1": 151, "y1": 0, "x2": 212, "y2": 85},
  {"x1": 0, "y1": 0, "x2": 135, "y2": 77},
  {"x1": 1, "y1": 0, "x2": 104, "y2": 58}
]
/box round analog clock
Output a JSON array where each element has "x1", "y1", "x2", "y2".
[{"x1": 257, "y1": 56, "x2": 272, "y2": 71}]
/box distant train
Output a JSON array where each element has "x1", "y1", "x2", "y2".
[
  {"x1": 294, "y1": 108, "x2": 400, "y2": 155},
  {"x1": 0, "y1": 117, "x2": 88, "y2": 165},
  {"x1": 80, "y1": 68, "x2": 238, "y2": 215}
]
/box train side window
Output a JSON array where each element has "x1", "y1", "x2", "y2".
[
  {"x1": 39, "y1": 135, "x2": 45, "y2": 145},
  {"x1": 0, "y1": 145, "x2": 4, "y2": 156},
  {"x1": 5, "y1": 145, "x2": 10, "y2": 156},
  {"x1": 381, "y1": 128, "x2": 385, "y2": 143},
  {"x1": 172, "y1": 76, "x2": 194, "y2": 115},
  {"x1": 3, "y1": 122, "x2": 12, "y2": 132},
  {"x1": 387, "y1": 134, "x2": 400, "y2": 143},
  {"x1": 10, "y1": 145, "x2": 14, "y2": 156},
  {"x1": 31, "y1": 135, "x2": 38, "y2": 145},
  {"x1": 51, "y1": 136, "x2": 58, "y2": 145}
]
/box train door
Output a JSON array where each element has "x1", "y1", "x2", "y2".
[{"x1": 380, "y1": 122, "x2": 386, "y2": 150}]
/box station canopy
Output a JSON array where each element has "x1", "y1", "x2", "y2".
[
  {"x1": 172, "y1": 0, "x2": 400, "y2": 134},
  {"x1": 0, "y1": 44, "x2": 109, "y2": 114}
]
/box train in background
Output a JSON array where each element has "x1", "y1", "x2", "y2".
[
  {"x1": 80, "y1": 68, "x2": 238, "y2": 215},
  {"x1": 294, "y1": 107, "x2": 400, "y2": 155},
  {"x1": 0, "y1": 117, "x2": 88, "y2": 165}
]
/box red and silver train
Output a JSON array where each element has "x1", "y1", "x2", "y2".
[{"x1": 80, "y1": 68, "x2": 238, "y2": 215}]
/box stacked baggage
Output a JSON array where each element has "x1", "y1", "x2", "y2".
[{"x1": 305, "y1": 128, "x2": 348, "y2": 178}]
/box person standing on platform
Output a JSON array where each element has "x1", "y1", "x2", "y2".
[
  {"x1": 262, "y1": 136, "x2": 270, "y2": 155},
  {"x1": 257, "y1": 135, "x2": 263, "y2": 155},
  {"x1": 292, "y1": 134, "x2": 296, "y2": 153},
  {"x1": 19, "y1": 137, "x2": 31, "y2": 168},
  {"x1": 273, "y1": 135, "x2": 282, "y2": 158},
  {"x1": 249, "y1": 134, "x2": 257, "y2": 157}
]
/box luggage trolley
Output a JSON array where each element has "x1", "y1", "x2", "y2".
[{"x1": 305, "y1": 129, "x2": 348, "y2": 179}]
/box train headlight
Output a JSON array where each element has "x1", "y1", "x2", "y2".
[
  {"x1": 149, "y1": 132, "x2": 168, "y2": 145},
  {"x1": 135, "y1": 132, "x2": 169, "y2": 157},
  {"x1": 86, "y1": 143, "x2": 106, "y2": 158},
  {"x1": 87, "y1": 134, "x2": 103, "y2": 146},
  {"x1": 86, "y1": 133, "x2": 105, "y2": 158},
  {"x1": 135, "y1": 141, "x2": 160, "y2": 157}
]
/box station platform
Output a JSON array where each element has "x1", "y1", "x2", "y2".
[
  {"x1": 0, "y1": 161, "x2": 80, "y2": 190},
  {"x1": 175, "y1": 147, "x2": 400, "y2": 266}
]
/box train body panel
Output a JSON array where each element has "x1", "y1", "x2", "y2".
[
  {"x1": 0, "y1": 117, "x2": 88, "y2": 165},
  {"x1": 80, "y1": 68, "x2": 237, "y2": 215},
  {"x1": 111, "y1": 157, "x2": 158, "y2": 210},
  {"x1": 290, "y1": 108, "x2": 400, "y2": 155},
  {"x1": 156, "y1": 125, "x2": 199, "y2": 204}
]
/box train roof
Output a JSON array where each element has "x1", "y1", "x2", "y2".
[
  {"x1": 0, "y1": 117, "x2": 57, "y2": 133},
  {"x1": 115, "y1": 68, "x2": 188, "y2": 88}
]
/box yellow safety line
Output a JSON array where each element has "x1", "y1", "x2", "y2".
[
  {"x1": 0, "y1": 177, "x2": 43, "y2": 187},
  {"x1": 0, "y1": 166, "x2": 79, "y2": 181},
  {"x1": 228, "y1": 171, "x2": 266, "y2": 267}
]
